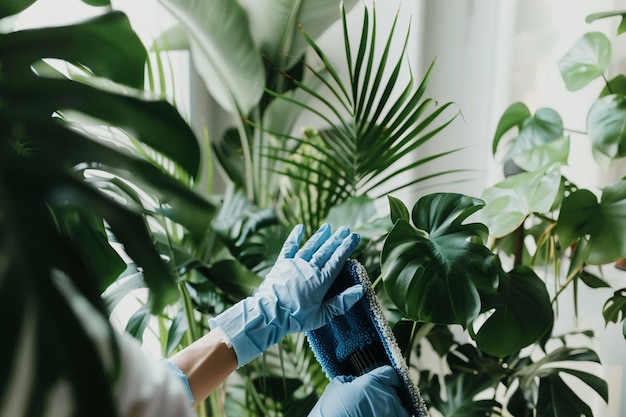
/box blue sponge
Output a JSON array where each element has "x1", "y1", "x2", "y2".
[{"x1": 306, "y1": 259, "x2": 429, "y2": 417}]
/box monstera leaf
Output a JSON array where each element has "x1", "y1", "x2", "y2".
[
  {"x1": 587, "y1": 94, "x2": 626, "y2": 159},
  {"x1": 381, "y1": 193, "x2": 498, "y2": 326},
  {"x1": 558, "y1": 32, "x2": 611, "y2": 92},
  {"x1": 471, "y1": 265, "x2": 553, "y2": 357},
  {"x1": 556, "y1": 179, "x2": 626, "y2": 265},
  {"x1": 481, "y1": 163, "x2": 563, "y2": 238},
  {"x1": 509, "y1": 347, "x2": 608, "y2": 417}
]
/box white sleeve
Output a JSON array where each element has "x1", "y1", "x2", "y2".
[{"x1": 113, "y1": 332, "x2": 197, "y2": 417}]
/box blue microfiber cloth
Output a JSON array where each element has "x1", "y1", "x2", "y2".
[{"x1": 306, "y1": 259, "x2": 429, "y2": 417}]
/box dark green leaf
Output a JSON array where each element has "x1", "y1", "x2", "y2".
[
  {"x1": 556, "y1": 179, "x2": 626, "y2": 264},
  {"x1": 125, "y1": 302, "x2": 152, "y2": 340},
  {"x1": 579, "y1": 269, "x2": 611, "y2": 289},
  {"x1": 381, "y1": 193, "x2": 498, "y2": 325},
  {"x1": 2, "y1": 76, "x2": 201, "y2": 179},
  {"x1": 0, "y1": 12, "x2": 146, "y2": 89},
  {"x1": 587, "y1": 94, "x2": 626, "y2": 159},
  {"x1": 166, "y1": 306, "x2": 188, "y2": 356},
  {"x1": 472, "y1": 266, "x2": 553, "y2": 357},
  {"x1": 187, "y1": 259, "x2": 262, "y2": 303},
  {"x1": 0, "y1": 0, "x2": 36, "y2": 18},
  {"x1": 493, "y1": 102, "x2": 531, "y2": 155},
  {"x1": 437, "y1": 371, "x2": 501, "y2": 417},
  {"x1": 387, "y1": 195, "x2": 410, "y2": 223},
  {"x1": 81, "y1": 0, "x2": 110, "y2": 5},
  {"x1": 600, "y1": 75, "x2": 626, "y2": 97},
  {"x1": 558, "y1": 32, "x2": 611, "y2": 92},
  {"x1": 536, "y1": 374, "x2": 593, "y2": 417},
  {"x1": 603, "y1": 288, "x2": 626, "y2": 328},
  {"x1": 53, "y1": 207, "x2": 126, "y2": 292}
]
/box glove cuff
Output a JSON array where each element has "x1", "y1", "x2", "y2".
[{"x1": 208, "y1": 297, "x2": 295, "y2": 367}]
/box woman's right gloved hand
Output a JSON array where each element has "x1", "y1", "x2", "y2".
[
  {"x1": 308, "y1": 365, "x2": 410, "y2": 417},
  {"x1": 208, "y1": 223, "x2": 364, "y2": 367}
]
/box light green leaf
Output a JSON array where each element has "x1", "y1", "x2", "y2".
[
  {"x1": 587, "y1": 94, "x2": 626, "y2": 159},
  {"x1": 586, "y1": 10, "x2": 626, "y2": 35},
  {"x1": 481, "y1": 163, "x2": 562, "y2": 238},
  {"x1": 507, "y1": 108, "x2": 564, "y2": 162},
  {"x1": 513, "y1": 136, "x2": 570, "y2": 172},
  {"x1": 558, "y1": 32, "x2": 611, "y2": 91},
  {"x1": 239, "y1": 0, "x2": 359, "y2": 70},
  {"x1": 381, "y1": 193, "x2": 498, "y2": 326},
  {"x1": 157, "y1": 0, "x2": 265, "y2": 114},
  {"x1": 556, "y1": 179, "x2": 626, "y2": 264},
  {"x1": 472, "y1": 266, "x2": 553, "y2": 357}
]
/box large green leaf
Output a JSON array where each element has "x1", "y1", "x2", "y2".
[
  {"x1": 2, "y1": 76, "x2": 201, "y2": 179},
  {"x1": 587, "y1": 94, "x2": 626, "y2": 159},
  {"x1": 556, "y1": 179, "x2": 626, "y2": 265},
  {"x1": 0, "y1": 12, "x2": 146, "y2": 89},
  {"x1": 472, "y1": 266, "x2": 553, "y2": 357},
  {"x1": 239, "y1": 0, "x2": 358, "y2": 71},
  {"x1": 157, "y1": 0, "x2": 265, "y2": 114},
  {"x1": 513, "y1": 136, "x2": 570, "y2": 173},
  {"x1": 558, "y1": 32, "x2": 611, "y2": 92},
  {"x1": 433, "y1": 371, "x2": 501, "y2": 417},
  {"x1": 481, "y1": 163, "x2": 562, "y2": 238},
  {"x1": 381, "y1": 193, "x2": 498, "y2": 326},
  {"x1": 511, "y1": 346, "x2": 607, "y2": 416}
]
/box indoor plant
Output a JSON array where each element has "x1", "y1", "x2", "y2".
[{"x1": 379, "y1": 9, "x2": 626, "y2": 417}]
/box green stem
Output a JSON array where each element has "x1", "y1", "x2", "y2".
[{"x1": 371, "y1": 274, "x2": 383, "y2": 289}]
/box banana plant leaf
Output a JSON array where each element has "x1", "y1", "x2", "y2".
[
  {"x1": 381, "y1": 193, "x2": 498, "y2": 326},
  {"x1": 157, "y1": 0, "x2": 265, "y2": 114},
  {"x1": 237, "y1": 0, "x2": 358, "y2": 71}
]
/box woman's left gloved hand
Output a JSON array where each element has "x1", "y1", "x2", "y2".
[
  {"x1": 209, "y1": 223, "x2": 364, "y2": 367},
  {"x1": 308, "y1": 365, "x2": 410, "y2": 417}
]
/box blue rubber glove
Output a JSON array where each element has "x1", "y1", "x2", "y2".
[
  {"x1": 308, "y1": 365, "x2": 410, "y2": 417},
  {"x1": 209, "y1": 224, "x2": 364, "y2": 367}
]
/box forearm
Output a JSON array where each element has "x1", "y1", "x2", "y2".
[{"x1": 169, "y1": 328, "x2": 237, "y2": 407}]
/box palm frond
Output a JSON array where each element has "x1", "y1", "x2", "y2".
[{"x1": 262, "y1": 2, "x2": 459, "y2": 227}]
